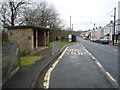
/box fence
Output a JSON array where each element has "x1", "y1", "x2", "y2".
[
  {"x1": 0, "y1": 46, "x2": 2, "y2": 89},
  {"x1": 52, "y1": 41, "x2": 61, "y2": 55},
  {"x1": 2, "y1": 43, "x2": 20, "y2": 85}
]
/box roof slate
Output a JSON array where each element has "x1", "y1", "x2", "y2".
[{"x1": 7, "y1": 25, "x2": 51, "y2": 30}]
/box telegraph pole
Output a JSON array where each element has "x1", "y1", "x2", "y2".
[
  {"x1": 94, "y1": 23, "x2": 95, "y2": 38},
  {"x1": 113, "y1": 7, "x2": 116, "y2": 45},
  {"x1": 69, "y1": 16, "x2": 72, "y2": 42},
  {"x1": 70, "y1": 16, "x2": 71, "y2": 34},
  {"x1": 72, "y1": 24, "x2": 73, "y2": 34}
]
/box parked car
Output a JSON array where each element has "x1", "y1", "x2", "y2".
[
  {"x1": 95, "y1": 38, "x2": 101, "y2": 43},
  {"x1": 99, "y1": 38, "x2": 109, "y2": 44},
  {"x1": 90, "y1": 38, "x2": 93, "y2": 41},
  {"x1": 90, "y1": 38, "x2": 97, "y2": 42},
  {"x1": 90, "y1": 38, "x2": 101, "y2": 43}
]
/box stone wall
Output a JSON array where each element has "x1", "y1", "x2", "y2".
[
  {"x1": 49, "y1": 29, "x2": 70, "y2": 42},
  {"x1": 8, "y1": 28, "x2": 33, "y2": 51}
]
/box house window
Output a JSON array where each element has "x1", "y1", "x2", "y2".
[{"x1": 28, "y1": 36, "x2": 31, "y2": 40}]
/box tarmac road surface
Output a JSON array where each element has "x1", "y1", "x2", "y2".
[
  {"x1": 77, "y1": 38, "x2": 118, "y2": 82},
  {"x1": 42, "y1": 43, "x2": 113, "y2": 88}
]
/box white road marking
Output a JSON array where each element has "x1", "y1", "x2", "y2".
[
  {"x1": 92, "y1": 56, "x2": 96, "y2": 60},
  {"x1": 70, "y1": 52, "x2": 73, "y2": 55},
  {"x1": 80, "y1": 43, "x2": 117, "y2": 85},
  {"x1": 81, "y1": 52, "x2": 83, "y2": 55},
  {"x1": 96, "y1": 61, "x2": 103, "y2": 67},
  {"x1": 88, "y1": 53, "x2": 92, "y2": 56},
  {"x1": 78, "y1": 52, "x2": 81, "y2": 55},
  {"x1": 74, "y1": 52, "x2": 76, "y2": 55},
  {"x1": 64, "y1": 48, "x2": 87, "y2": 55},
  {"x1": 43, "y1": 47, "x2": 68, "y2": 89}
]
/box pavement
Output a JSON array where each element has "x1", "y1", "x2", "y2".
[
  {"x1": 2, "y1": 46, "x2": 64, "y2": 88},
  {"x1": 2, "y1": 56, "x2": 53, "y2": 88}
]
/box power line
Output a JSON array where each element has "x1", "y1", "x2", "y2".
[
  {"x1": 96, "y1": 7, "x2": 118, "y2": 26},
  {"x1": 96, "y1": 9, "x2": 114, "y2": 24}
]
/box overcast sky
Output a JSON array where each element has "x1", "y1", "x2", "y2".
[
  {"x1": 45, "y1": 0, "x2": 119, "y2": 31},
  {"x1": 1, "y1": 0, "x2": 120, "y2": 31}
]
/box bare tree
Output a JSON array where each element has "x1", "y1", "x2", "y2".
[
  {"x1": 0, "y1": 0, "x2": 27, "y2": 28},
  {"x1": 0, "y1": 2, "x2": 9, "y2": 28},
  {"x1": 23, "y1": 1, "x2": 65, "y2": 29},
  {"x1": 9, "y1": 0, "x2": 26, "y2": 26},
  {"x1": 0, "y1": 0, "x2": 66, "y2": 30}
]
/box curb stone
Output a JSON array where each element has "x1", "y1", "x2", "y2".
[{"x1": 29, "y1": 43, "x2": 76, "y2": 89}]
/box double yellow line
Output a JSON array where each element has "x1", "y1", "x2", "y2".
[{"x1": 43, "y1": 47, "x2": 68, "y2": 89}]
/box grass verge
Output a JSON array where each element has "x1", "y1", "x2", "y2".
[
  {"x1": 21, "y1": 56, "x2": 42, "y2": 66},
  {"x1": 49, "y1": 41, "x2": 73, "y2": 47},
  {"x1": 59, "y1": 41, "x2": 73, "y2": 46}
]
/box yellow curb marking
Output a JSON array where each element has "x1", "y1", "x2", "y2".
[
  {"x1": 43, "y1": 47, "x2": 68, "y2": 89},
  {"x1": 106, "y1": 72, "x2": 116, "y2": 81}
]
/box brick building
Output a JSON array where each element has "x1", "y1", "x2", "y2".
[
  {"x1": 8, "y1": 26, "x2": 50, "y2": 51},
  {"x1": 91, "y1": 27, "x2": 104, "y2": 39}
]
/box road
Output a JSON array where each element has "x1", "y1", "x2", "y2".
[
  {"x1": 37, "y1": 43, "x2": 113, "y2": 88},
  {"x1": 77, "y1": 37, "x2": 118, "y2": 82}
]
